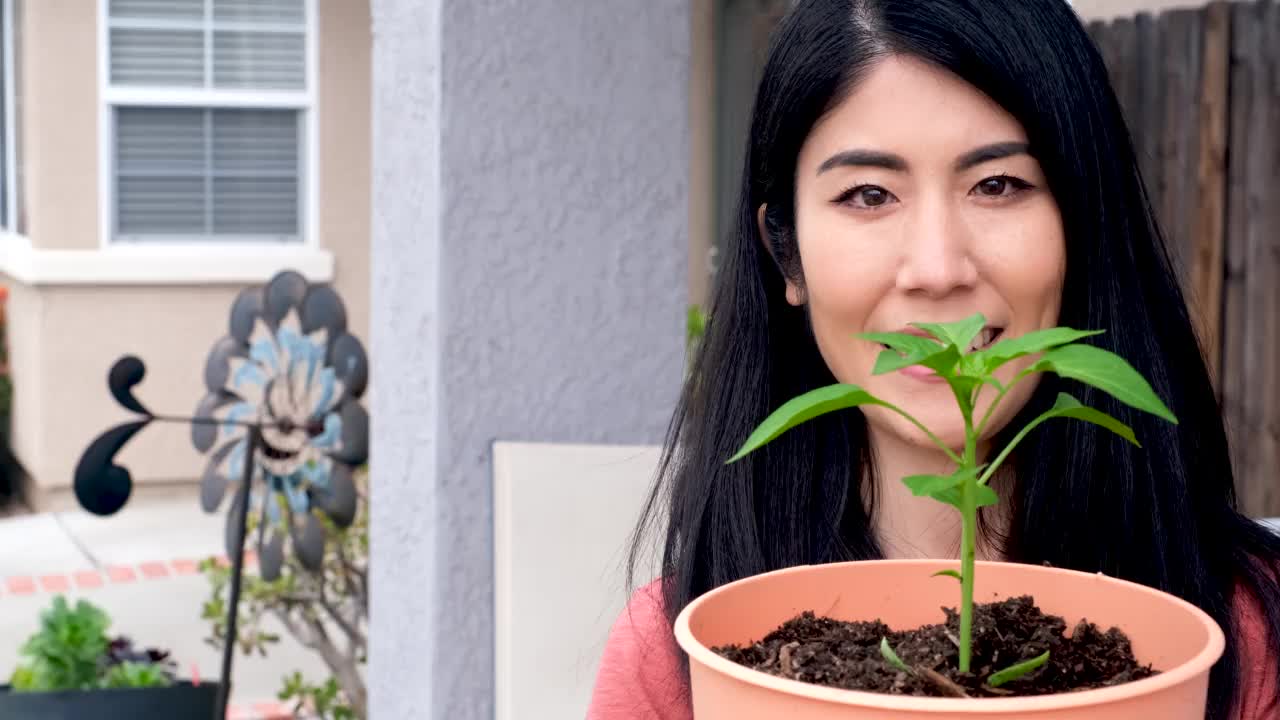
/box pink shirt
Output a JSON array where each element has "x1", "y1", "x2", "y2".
[{"x1": 587, "y1": 579, "x2": 1277, "y2": 720}]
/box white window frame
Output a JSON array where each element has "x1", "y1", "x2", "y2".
[
  {"x1": 96, "y1": 0, "x2": 320, "y2": 254},
  {"x1": 1, "y1": 0, "x2": 18, "y2": 233}
]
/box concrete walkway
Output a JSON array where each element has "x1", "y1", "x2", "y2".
[{"x1": 0, "y1": 493, "x2": 331, "y2": 719}]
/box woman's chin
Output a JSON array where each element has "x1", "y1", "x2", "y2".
[{"x1": 865, "y1": 407, "x2": 969, "y2": 458}]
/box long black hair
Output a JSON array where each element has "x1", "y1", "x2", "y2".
[{"x1": 628, "y1": 1, "x2": 1280, "y2": 717}]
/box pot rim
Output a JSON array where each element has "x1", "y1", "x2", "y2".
[{"x1": 674, "y1": 559, "x2": 1226, "y2": 713}]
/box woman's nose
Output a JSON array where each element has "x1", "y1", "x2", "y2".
[{"x1": 894, "y1": 202, "x2": 979, "y2": 297}]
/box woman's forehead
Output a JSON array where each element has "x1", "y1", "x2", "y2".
[{"x1": 799, "y1": 55, "x2": 1030, "y2": 173}]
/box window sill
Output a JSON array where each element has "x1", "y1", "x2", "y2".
[{"x1": 0, "y1": 234, "x2": 334, "y2": 286}]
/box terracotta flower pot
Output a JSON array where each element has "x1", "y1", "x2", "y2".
[{"x1": 675, "y1": 560, "x2": 1224, "y2": 719}]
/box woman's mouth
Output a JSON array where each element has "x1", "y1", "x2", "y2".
[
  {"x1": 877, "y1": 325, "x2": 1006, "y2": 354},
  {"x1": 881, "y1": 325, "x2": 1006, "y2": 382}
]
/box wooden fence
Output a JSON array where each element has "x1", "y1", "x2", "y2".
[{"x1": 1087, "y1": 0, "x2": 1279, "y2": 517}]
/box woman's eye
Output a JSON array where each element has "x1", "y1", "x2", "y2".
[
  {"x1": 837, "y1": 185, "x2": 897, "y2": 209},
  {"x1": 973, "y1": 176, "x2": 1031, "y2": 198}
]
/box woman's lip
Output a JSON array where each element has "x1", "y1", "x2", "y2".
[{"x1": 898, "y1": 364, "x2": 949, "y2": 383}]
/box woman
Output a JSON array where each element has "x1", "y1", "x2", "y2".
[{"x1": 588, "y1": 1, "x2": 1280, "y2": 718}]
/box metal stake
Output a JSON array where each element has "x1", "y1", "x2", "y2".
[{"x1": 214, "y1": 426, "x2": 259, "y2": 720}]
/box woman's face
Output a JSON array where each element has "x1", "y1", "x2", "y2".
[{"x1": 779, "y1": 55, "x2": 1067, "y2": 453}]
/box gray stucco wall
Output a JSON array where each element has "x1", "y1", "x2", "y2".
[{"x1": 369, "y1": 0, "x2": 690, "y2": 716}]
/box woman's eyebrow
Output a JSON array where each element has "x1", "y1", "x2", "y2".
[
  {"x1": 816, "y1": 149, "x2": 908, "y2": 175},
  {"x1": 954, "y1": 141, "x2": 1032, "y2": 171},
  {"x1": 816, "y1": 142, "x2": 1032, "y2": 176}
]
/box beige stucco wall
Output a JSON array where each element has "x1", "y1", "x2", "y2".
[
  {"x1": 4, "y1": 0, "x2": 371, "y2": 509},
  {"x1": 319, "y1": 0, "x2": 371, "y2": 337},
  {"x1": 688, "y1": 0, "x2": 714, "y2": 309},
  {"x1": 21, "y1": 0, "x2": 98, "y2": 251},
  {"x1": 1071, "y1": 0, "x2": 1209, "y2": 21}
]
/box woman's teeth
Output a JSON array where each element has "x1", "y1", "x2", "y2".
[{"x1": 967, "y1": 327, "x2": 1003, "y2": 352}]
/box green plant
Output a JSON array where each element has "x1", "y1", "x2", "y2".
[
  {"x1": 201, "y1": 471, "x2": 368, "y2": 719},
  {"x1": 10, "y1": 596, "x2": 111, "y2": 691},
  {"x1": 728, "y1": 313, "x2": 1176, "y2": 685},
  {"x1": 687, "y1": 304, "x2": 708, "y2": 374},
  {"x1": 279, "y1": 671, "x2": 356, "y2": 720},
  {"x1": 99, "y1": 662, "x2": 172, "y2": 690},
  {"x1": 8, "y1": 596, "x2": 175, "y2": 692}
]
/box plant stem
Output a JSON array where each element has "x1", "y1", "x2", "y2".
[
  {"x1": 959, "y1": 421, "x2": 978, "y2": 674},
  {"x1": 879, "y1": 401, "x2": 964, "y2": 465},
  {"x1": 959, "y1": 481, "x2": 977, "y2": 673},
  {"x1": 973, "y1": 368, "x2": 1032, "y2": 439},
  {"x1": 976, "y1": 409, "x2": 1054, "y2": 486}
]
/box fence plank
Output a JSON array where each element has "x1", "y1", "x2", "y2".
[
  {"x1": 1224, "y1": 0, "x2": 1280, "y2": 518},
  {"x1": 1245, "y1": 0, "x2": 1280, "y2": 518},
  {"x1": 1222, "y1": 0, "x2": 1254, "y2": 514},
  {"x1": 1160, "y1": 9, "x2": 1203, "y2": 286},
  {"x1": 1135, "y1": 12, "x2": 1166, "y2": 202},
  {"x1": 1191, "y1": 1, "x2": 1230, "y2": 381},
  {"x1": 1113, "y1": 17, "x2": 1140, "y2": 124},
  {"x1": 1092, "y1": 1, "x2": 1276, "y2": 515}
]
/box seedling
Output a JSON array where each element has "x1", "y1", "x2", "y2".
[{"x1": 728, "y1": 313, "x2": 1176, "y2": 686}]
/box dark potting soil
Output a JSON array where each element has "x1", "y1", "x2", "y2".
[{"x1": 712, "y1": 596, "x2": 1156, "y2": 698}]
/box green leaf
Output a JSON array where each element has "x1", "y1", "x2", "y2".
[
  {"x1": 958, "y1": 353, "x2": 986, "y2": 377},
  {"x1": 879, "y1": 638, "x2": 914, "y2": 675},
  {"x1": 934, "y1": 483, "x2": 1000, "y2": 510},
  {"x1": 910, "y1": 313, "x2": 987, "y2": 352},
  {"x1": 100, "y1": 662, "x2": 173, "y2": 689},
  {"x1": 1031, "y1": 344, "x2": 1177, "y2": 424},
  {"x1": 904, "y1": 466, "x2": 993, "y2": 510},
  {"x1": 871, "y1": 344, "x2": 965, "y2": 377},
  {"x1": 686, "y1": 305, "x2": 707, "y2": 343},
  {"x1": 975, "y1": 327, "x2": 1105, "y2": 373},
  {"x1": 946, "y1": 374, "x2": 984, "y2": 417},
  {"x1": 902, "y1": 473, "x2": 965, "y2": 497},
  {"x1": 933, "y1": 570, "x2": 962, "y2": 582},
  {"x1": 858, "y1": 332, "x2": 942, "y2": 357},
  {"x1": 987, "y1": 650, "x2": 1050, "y2": 687},
  {"x1": 728, "y1": 385, "x2": 889, "y2": 463},
  {"x1": 902, "y1": 466, "x2": 981, "y2": 497},
  {"x1": 1044, "y1": 392, "x2": 1140, "y2": 446},
  {"x1": 917, "y1": 345, "x2": 962, "y2": 376},
  {"x1": 872, "y1": 348, "x2": 923, "y2": 375}
]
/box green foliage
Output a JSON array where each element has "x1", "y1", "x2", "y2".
[
  {"x1": 879, "y1": 638, "x2": 914, "y2": 675},
  {"x1": 687, "y1": 304, "x2": 707, "y2": 348},
  {"x1": 201, "y1": 469, "x2": 368, "y2": 719},
  {"x1": 280, "y1": 671, "x2": 356, "y2": 720},
  {"x1": 686, "y1": 304, "x2": 708, "y2": 376},
  {"x1": 100, "y1": 662, "x2": 172, "y2": 690},
  {"x1": 9, "y1": 596, "x2": 173, "y2": 692},
  {"x1": 729, "y1": 313, "x2": 1178, "y2": 679},
  {"x1": 987, "y1": 650, "x2": 1051, "y2": 688},
  {"x1": 10, "y1": 596, "x2": 111, "y2": 691}
]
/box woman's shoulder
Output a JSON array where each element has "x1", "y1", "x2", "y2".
[
  {"x1": 1233, "y1": 561, "x2": 1279, "y2": 720},
  {"x1": 587, "y1": 579, "x2": 692, "y2": 720}
]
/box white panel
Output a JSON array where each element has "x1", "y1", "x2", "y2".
[
  {"x1": 211, "y1": 108, "x2": 299, "y2": 235},
  {"x1": 110, "y1": 27, "x2": 204, "y2": 86},
  {"x1": 115, "y1": 107, "x2": 206, "y2": 234},
  {"x1": 109, "y1": 0, "x2": 203, "y2": 21},
  {"x1": 213, "y1": 0, "x2": 305, "y2": 24},
  {"x1": 113, "y1": 107, "x2": 300, "y2": 239},
  {"x1": 213, "y1": 30, "x2": 306, "y2": 89},
  {"x1": 493, "y1": 442, "x2": 662, "y2": 720}
]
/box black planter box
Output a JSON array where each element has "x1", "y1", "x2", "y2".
[{"x1": 0, "y1": 681, "x2": 222, "y2": 720}]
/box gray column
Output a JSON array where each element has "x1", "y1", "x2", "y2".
[{"x1": 369, "y1": 0, "x2": 690, "y2": 716}]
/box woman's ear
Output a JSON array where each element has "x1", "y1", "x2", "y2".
[{"x1": 757, "y1": 203, "x2": 805, "y2": 306}]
